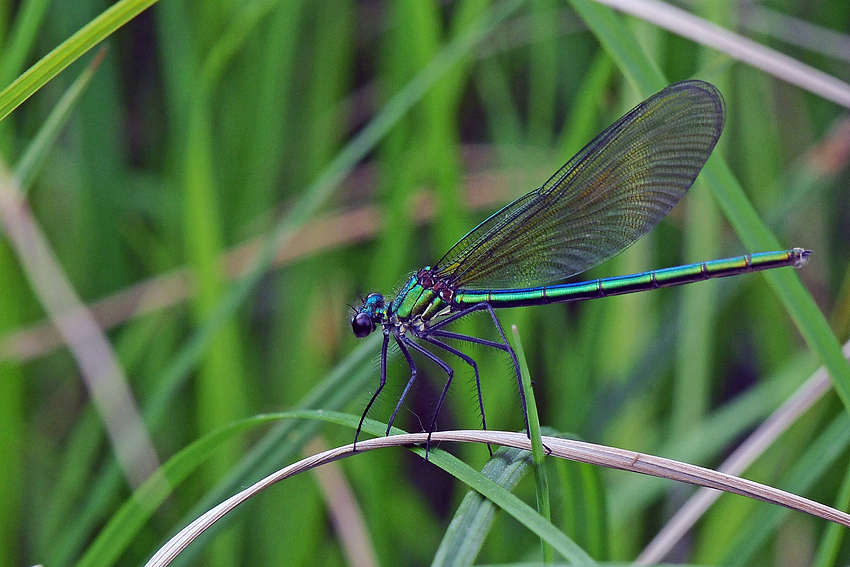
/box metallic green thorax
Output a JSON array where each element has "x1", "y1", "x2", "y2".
[
  {"x1": 353, "y1": 267, "x2": 457, "y2": 337},
  {"x1": 390, "y1": 267, "x2": 454, "y2": 329}
]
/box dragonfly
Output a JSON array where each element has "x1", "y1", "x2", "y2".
[{"x1": 351, "y1": 80, "x2": 809, "y2": 454}]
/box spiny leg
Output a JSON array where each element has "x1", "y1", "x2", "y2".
[
  {"x1": 402, "y1": 336, "x2": 456, "y2": 459},
  {"x1": 479, "y1": 304, "x2": 551, "y2": 454},
  {"x1": 418, "y1": 334, "x2": 493, "y2": 457},
  {"x1": 430, "y1": 302, "x2": 546, "y2": 453},
  {"x1": 480, "y1": 303, "x2": 530, "y2": 439},
  {"x1": 386, "y1": 335, "x2": 419, "y2": 435},
  {"x1": 427, "y1": 303, "x2": 511, "y2": 438},
  {"x1": 419, "y1": 335, "x2": 486, "y2": 430},
  {"x1": 355, "y1": 332, "x2": 390, "y2": 451},
  {"x1": 431, "y1": 329, "x2": 509, "y2": 352},
  {"x1": 432, "y1": 304, "x2": 532, "y2": 441}
]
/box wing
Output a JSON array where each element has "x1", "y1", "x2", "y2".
[{"x1": 432, "y1": 80, "x2": 725, "y2": 290}]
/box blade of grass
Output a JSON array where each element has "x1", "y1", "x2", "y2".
[
  {"x1": 0, "y1": 0, "x2": 52, "y2": 88},
  {"x1": 0, "y1": 0, "x2": 158, "y2": 122},
  {"x1": 0, "y1": 0, "x2": 54, "y2": 160},
  {"x1": 183, "y1": 51, "x2": 248, "y2": 567},
  {"x1": 0, "y1": 234, "x2": 25, "y2": 567},
  {"x1": 512, "y1": 325, "x2": 553, "y2": 562},
  {"x1": 431, "y1": 446, "x2": 534, "y2": 567},
  {"x1": 555, "y1": 459, "x2": 609, "y2": 559},
  {"x1": 14, "y1": 47, "x2": 106, "y2": 189},
  {"x1": 146, "y1": 415, "x2": 597, "y2": 567}
]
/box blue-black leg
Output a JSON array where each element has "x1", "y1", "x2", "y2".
[
  {"x1": 429, "y1": 304, "x2": 530, "y2": 439},
  {"x1": 419, "y1": 334, "x2": 487, "y2": 432},
  {"x1": 430, "y1": 329, "x2": 508, "y2": 352},
  {"x1": 386, "y1": 335, "x2": 419, "y2": 435},
  {"x1": 355, "y1": 331, "x2": 390, "y2": 451},
  {"x1": 402, "y1": 335, "x2": 456, "y2": 459},
  {"x1": 480, "y1": 303, "x2": 530, "y2": 439},
  {"x1": 418, "y1": 334, "x2": 494, "y2": 457}
]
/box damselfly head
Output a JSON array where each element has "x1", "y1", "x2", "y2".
[{"x1": 351, "y1": 292, "x2": 385, "y2": 338}]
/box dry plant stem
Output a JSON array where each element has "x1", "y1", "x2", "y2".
[
  {"x1": 0, "y1": 162, "x2": 159, "y2": 488},
  {"x1": 741, "y1": 5, "x2": 850, "y2": 62},
  {"x1": 304, "y1": 438, "x2": 378, "y2": 567},
  {"x1": 637, "y1": 339, "x2": 850, "y2": 564},
  {"x1": 144, "y1": 431, "x2": 850, "y2": 567},
  {"x1": 589, "y1": 0, "x2": 850, "y2": 109}
]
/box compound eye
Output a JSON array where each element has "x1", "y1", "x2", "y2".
[{"x1": 351, "y1": 312, "x2": 375, "y2": 338}]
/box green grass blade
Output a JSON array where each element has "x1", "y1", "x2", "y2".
[
  {"x1": 0, "y1": 0, "x2": 53, "y2": 91},
  {"x1": 0, "y1": 252, "x2": 25, "y2": 567},
  {"x1": 417, "y1": 447, "x2": 595, "y2": 565},
  {"x1": 556, "y1": 458, "x2": 608, "y2": 560},
  {"x1": 512, "y1": 325, "x2": 553, "y2": 562},
  {"x1": 431, "y1": 446, "x2": 534, "y2": 567},
  {"x1": 75, "y1": 415, "x2": 284, "y2": 567},
  {"x1": 13, "y1": 48, "x2": 105, "y2": 189},
  {"x1": 0, "y1": 0, "x2": 158, "y2": 122}
]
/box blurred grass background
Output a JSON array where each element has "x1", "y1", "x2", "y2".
[{"x1": 1, "y1": 0, "x2": 850, "y2": 565}]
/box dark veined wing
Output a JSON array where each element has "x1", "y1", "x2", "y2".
[{"x1": 432, "y1": 80, "x2": 725, "y2": 290}]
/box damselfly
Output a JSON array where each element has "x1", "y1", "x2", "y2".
[{"x1": 351, "y1": 80, "x2": 809, "y2": 453}]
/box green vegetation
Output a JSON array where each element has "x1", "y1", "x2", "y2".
[{"x1": 1, "y1": 0, "x2": 849, "y2": 565}]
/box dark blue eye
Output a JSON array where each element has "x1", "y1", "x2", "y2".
[{"x1": 351, "y1": 312, "x2": 375, "y2": 338}]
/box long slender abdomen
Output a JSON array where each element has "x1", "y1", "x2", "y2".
[{"x1": 454, "y1": 248, "x2": 810, "y2": 309}]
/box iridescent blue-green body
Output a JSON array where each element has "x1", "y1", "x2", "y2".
[{"x1": 350, "y1": 80, "x2": 810, "y2": 456}]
